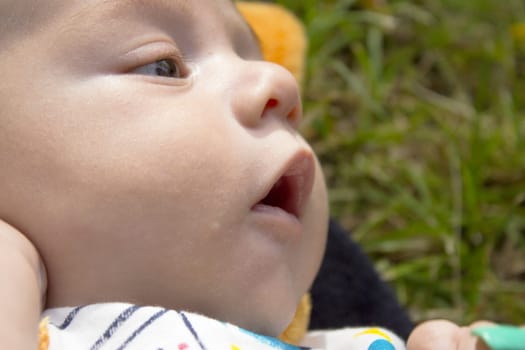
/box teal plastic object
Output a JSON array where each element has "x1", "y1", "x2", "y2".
[{"x1": 472, "y1": 325, "x2": 525, "y2": 350}]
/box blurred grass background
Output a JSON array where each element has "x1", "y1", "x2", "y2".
[{"x1": 271, "y1": 0, "x2": 525, "y2": 325}]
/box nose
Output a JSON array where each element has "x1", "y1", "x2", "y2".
[{"x1": 230, "y1": 59, "x2": 302, "y2": 129}]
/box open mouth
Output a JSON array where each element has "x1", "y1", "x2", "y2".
[
  {"x1": 255, "y1": 175, "x2": 301, "y2": 218},
  {"x1": 252, "y1": 152, "x2": 314, "y2": 220}
]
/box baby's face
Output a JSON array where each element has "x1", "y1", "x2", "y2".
[{"x1": 0, "y1": 0, "x2": 328, "y2": 336}]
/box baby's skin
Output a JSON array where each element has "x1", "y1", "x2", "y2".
[{"x1": 0, "y1": 1, "x2": 518, "y2": 349}]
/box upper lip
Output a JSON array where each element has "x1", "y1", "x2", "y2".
[{"x1": 252, "y1": 149, "x2": 315, "y2": 219}]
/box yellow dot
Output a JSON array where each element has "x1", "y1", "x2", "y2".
[{"x1": 231, "y1": 345, "x2": 241, "y2": 350}]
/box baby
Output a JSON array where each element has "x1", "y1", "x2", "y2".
[{"x1": 0, "y1": 0, "x2": 519, "y2": 349}]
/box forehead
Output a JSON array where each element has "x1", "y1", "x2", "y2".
[
  {"x1": 2, "y1": 0, "x2": 249, "y2": 42},
  {"x1": 75, "y1": 0, "x2": 243, "y2": 28},
  {"x1": 89, "y1": 0, "x2": 229, "y2": 17}
]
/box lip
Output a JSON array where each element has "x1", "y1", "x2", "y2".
[{"x1": 251, "y1": 149, "x2": 315, "y2": 228}]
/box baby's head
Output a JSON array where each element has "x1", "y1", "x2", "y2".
[{"x1": 0, "y1": 0, "x2": 328, "y2": 336}]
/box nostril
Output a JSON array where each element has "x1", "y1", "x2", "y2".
[
  {"x1": 263, "y1": 98, "x2": 301, "y2": 127},
  {"x1": 266, "y1": 98, "x2": 279, "y2": 109}
]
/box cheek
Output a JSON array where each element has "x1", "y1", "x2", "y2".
[
  {"x1": 32, "y1": 122, "x2": 243, "y2": 280},
  {"x1": 73, "y1": 127, "x2": 236, "y2": 224},
  {"x1": 15, "y1": 103, "x2": 238, "y2": 249}
]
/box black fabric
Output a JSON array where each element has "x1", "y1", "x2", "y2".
[{"x1": 309, "y1": 219, "x2": 414, "y2": 340}]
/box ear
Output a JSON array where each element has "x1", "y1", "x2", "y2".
[{"x1": 236, "y1": 2, "x2": 307, "y2": 87}]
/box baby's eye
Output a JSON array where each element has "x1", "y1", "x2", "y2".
[{"x1": 133, "y1": 58, "x2": 182, "y2": 78}]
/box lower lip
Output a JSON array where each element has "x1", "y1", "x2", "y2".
[{"x1": 250, "y1": 204, "x2": 302, "y2": 233}]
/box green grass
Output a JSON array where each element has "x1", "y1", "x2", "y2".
[{"x1": 272, "y1": 0, "x2": 525, "y2": 324}]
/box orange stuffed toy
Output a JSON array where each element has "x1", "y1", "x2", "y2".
[{"x1": 236, "y1": 2, "x2": 307, "y2": 86}]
